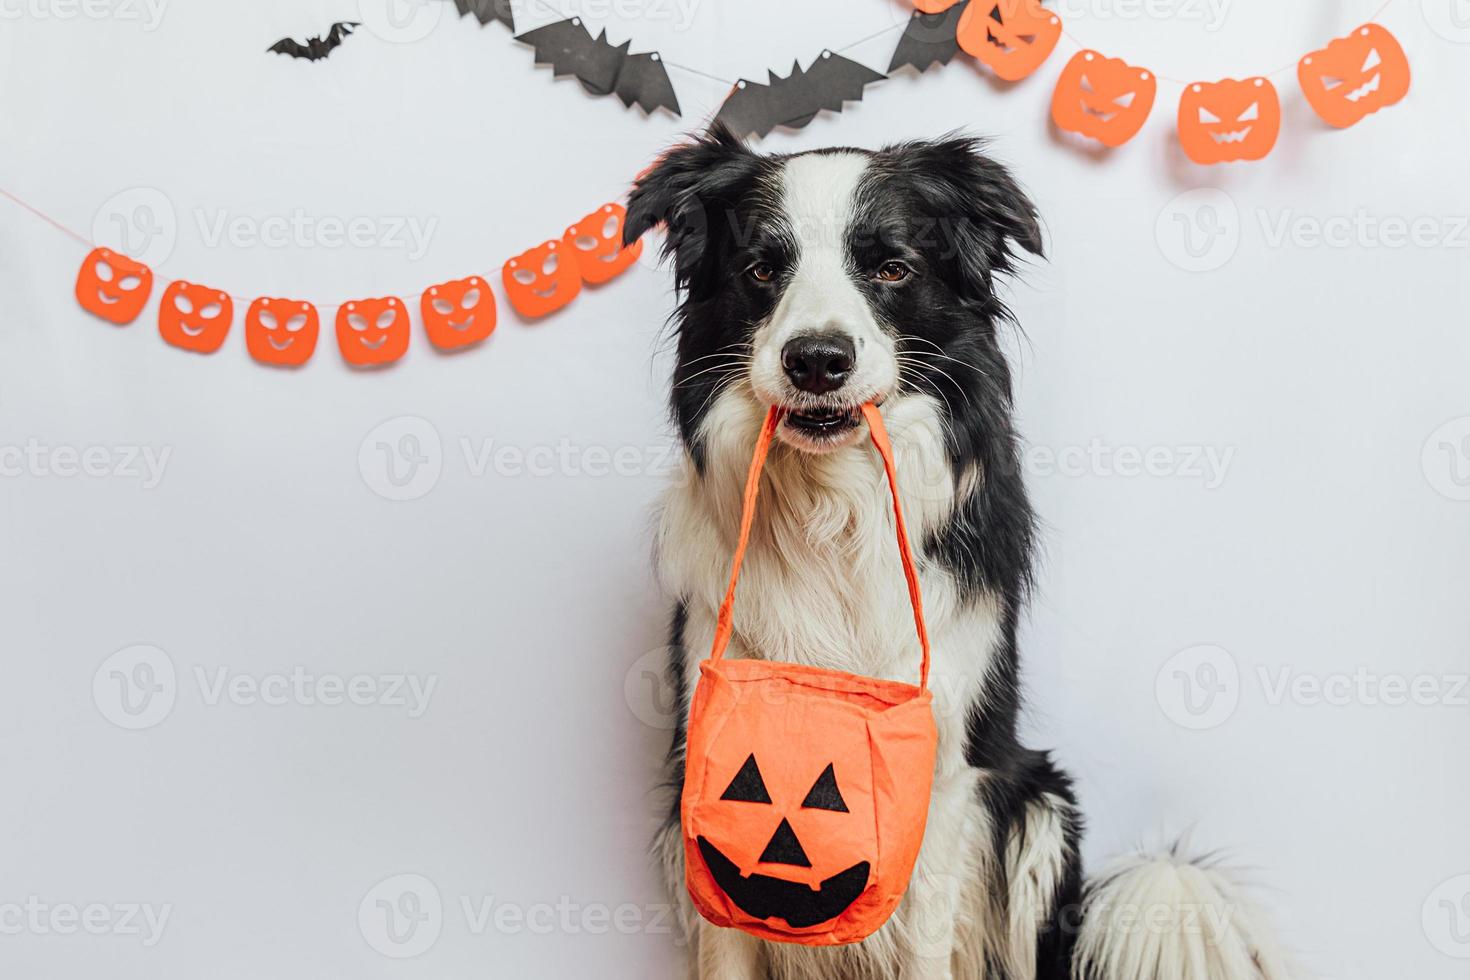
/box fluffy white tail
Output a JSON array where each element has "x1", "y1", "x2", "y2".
[{"x1": 1073, "y1": 845, "x2": 1296, "y2": 980}]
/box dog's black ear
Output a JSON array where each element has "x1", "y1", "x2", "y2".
[
  {"x1": 880, "y1": 135, "x2": 1043, "y2": 302},
  {"x1": 625, "y1": 123, "x2": 764, "y2": 289}
]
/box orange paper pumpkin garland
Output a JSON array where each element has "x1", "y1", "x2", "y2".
[
  {"x1": 956, "y1": 0, "x2": 1062, "y2": 81},
  {"x1": 421, "y1": 275, "x2": 497, "y2": 351},
  {"x1": 159, "y1": 281, "x2": 233, "y2": 353},
  {"x1": 502, "y1": 239, "x2": 583, "y2": 319},
  {"x1": 1178, "y1": 77, "x2": 1280, "y2": 164},
  {"x1": 75, "y1": 248, "x2": 153, "y2": 325},
  {"x1": 335, "y1": 297, "x2": 410, "y2": 366},
  {"x1": 1298, "y1": 23, "x2": 1410, "y2": 129},
  {"x1": 682, "y1": 405, "x2": 938, "y2": 945},
  {"x1": 564, "y1": 203, "x2": 642, "y2": 285},
  {"x1": 1051, "y1": 50, "x2": 1156, "y2": 147},
  {"x1": 245, "y1": 298, "x2": 319, "y2": 367}
]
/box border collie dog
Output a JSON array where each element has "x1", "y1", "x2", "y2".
[{"x1": 625, "y1": 126, "x2": 1290, "y2": 980}]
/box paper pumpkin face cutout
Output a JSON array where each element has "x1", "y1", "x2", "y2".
[
  {"x1": 1178, "y1": 77, "x2": 1280, "y2": 164},
  {"x1": 1298, "y1": 24, "x2": 1409, "y2": 129},
  {"x1": 502, "y1": 239, "x2": 582, "y2": 319},
  {"x1": 245, "y1": 298, "x2": 319, "y2": 367},
  {"x1": 75, "y1": 248, "x2": 153, "y2": 325},
  {"x1": 911, "y1": 0, "x2": 963, "y2": 11},
  {"x1": 159, "y1": 281, "x2": 233, "y2": 354},
  {"x1": 1051, "y1": 50, "x2": 1157, "y2": 147},
  {"x1": 420, "y1": 276, "x2": 496, "y2": 351},
  {"x1": 335, "y1": 297, "x2": 410, "y2": 366},
  {"x1": 956, "y1": 0, "x2": 1062, "y2": 82},
  {"x1": 563, "y1": 204, "x2": 642, "y2": 285}
]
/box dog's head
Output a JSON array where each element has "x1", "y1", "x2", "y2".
[{"x1": 626, "y1": 125, "x2": 1041, "y2": 464}]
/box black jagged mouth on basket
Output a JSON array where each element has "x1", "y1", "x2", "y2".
[{"x1": 697, "y1": 836, "x2": 870, "y2": 929}]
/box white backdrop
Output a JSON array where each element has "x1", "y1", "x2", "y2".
[{"x1": 1, "y1": 1, "x2": 1468, "y2": 978}]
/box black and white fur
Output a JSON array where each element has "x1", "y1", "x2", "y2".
[{"x1": 626, "y1": 125, "x2": 1293, "y2": 980}]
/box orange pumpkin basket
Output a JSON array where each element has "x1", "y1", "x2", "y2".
[{"x1": 681, "y1": 403, "x2": 938, "y2": 946}]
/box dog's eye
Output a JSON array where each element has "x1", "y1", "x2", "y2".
[
  {"x1": 876, "y1": 261, "x2": 911, "y2": 283},
  {"x1": 747, "y1": 262, "x2": 776, "y2": 284}
]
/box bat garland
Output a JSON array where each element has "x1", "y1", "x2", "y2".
[
  {"x1": 267, "y1": 21, "x2": 360, "y2": 62},
  {"x1": 888, "y1": 4, "x2": 969, "y2": 73},
  {"x1": 447, "y1": 0, "x2": 515, "y2": 30},
  {"x1": 714, "y1": 50, "x2": 887, "y2": 139},
  {"x1": 260, "y1": 8, "x2": 905, "y2": 134},
  {"x1": 514, "y1": 17, "x2": 680, "y2": 116}
]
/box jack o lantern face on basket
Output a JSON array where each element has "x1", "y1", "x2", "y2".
[
  {"x1": 502, "y1": 239, "x2": 582, "y2": 319},
  {"x1": 563, "y1": 204, "x2": 642, "y2": 285},
  {"x1": 956, "y1": 0, "x2": 1062, "y2": 82},
  {"x1": 335, "y1": 297, "x2": 410, "y2": 366},
  {"x1": 1178, "y1": 77, "x2": 1280, "y2": 164},
  {"x1": 158, "y1": 281, "x2": 234, "y2": 353},
  {"x1": 910, "y1": 0, "x2": 963, "y2": 11},
  {"x1": 1051, "y1": 50, "x2": 1157, "y2": 147},
  {"x1": 682, "y1": 663, "x2": 937, "y2": 944},
  {"x1": 245, "y1": 298, "x2": 319, "y2": 367},
  {"x1": 75, "y1": 248, "x2": 153, "y2": 325},
  {"x1": 696, "y1": 752, "x2": 871, "y2": 929},
  {"x1": 1298, "y1": 24, "x2": 1410, "y2": 129}
]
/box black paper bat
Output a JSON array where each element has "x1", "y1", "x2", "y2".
[
  {"x1": 515, "y1": 17, "x2": 680, "y2": 116},
  {"x1": 888, "y1": 2, "x2": 969, "y2": 73},
  {"x1": 447, "y1": 0, "x2": 514, "y2": 31},
  {"x1": 267, "y1": 21, "x2": 360, "y2": 62},
  {"x1": 715, "y1": 50, "x2": 887, "y2": 140}
]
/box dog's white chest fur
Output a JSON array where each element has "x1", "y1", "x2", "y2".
[{"x1": 658, "y1": 391, "x2": 994, "y2": 723}]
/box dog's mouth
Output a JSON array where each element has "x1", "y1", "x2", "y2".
[
  {"x1": 785, "y1": 406, "x2": 861, "y2": 435},
  {"x1": 779, "y1": 405, "x2": 865, "y2": 452}
]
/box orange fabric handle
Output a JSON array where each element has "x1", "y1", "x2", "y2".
[{"x1": 707, "y1": 404, "x2": 933, "y2": 690}]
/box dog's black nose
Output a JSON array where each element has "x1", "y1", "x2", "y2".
[{"x1": 781, "y1": 334, "x2": 855, "y2": 395}]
